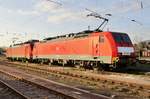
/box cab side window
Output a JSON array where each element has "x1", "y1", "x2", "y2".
[{"x1": 99, "y1": 35, "x2": 104, "y2": 43}]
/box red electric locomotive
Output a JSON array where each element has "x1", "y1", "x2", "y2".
[
  {"x1": 32, "y1": 30, "x2": 135, "y2": 69},
  {"x1": 6, "y1": 31, "x2": 135, "y2": 69}
]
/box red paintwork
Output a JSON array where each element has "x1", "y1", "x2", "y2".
[
  {"x1": 6, "y1": 44, "x2": 32, "y2": 59},
  {"x1": 32, "y1": 32, "x2": 116, "y2": 58}
]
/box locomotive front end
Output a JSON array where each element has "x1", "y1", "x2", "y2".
[{"x1": 112, "y1": 32, "x2": 136, "y2": 67}]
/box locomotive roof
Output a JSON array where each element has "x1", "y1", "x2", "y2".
[
  {"x1": 13, "y1": 40, "x2": 39, "y2": 46},
  {"x1": 43, "y1": 30, "x2": 102, "y2": 41}
]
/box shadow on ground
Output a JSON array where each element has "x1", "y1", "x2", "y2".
[{"x1": 114, "y1": 62, "x2": 150, "y2": 75}]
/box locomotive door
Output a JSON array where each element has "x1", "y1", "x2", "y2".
[{"x1": 92, "y1": 36, "x2": 100, "y2": 56}]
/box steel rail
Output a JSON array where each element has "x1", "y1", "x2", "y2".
[{"x1": 0, "y1": 79, "x2": 29, "y2": 99}]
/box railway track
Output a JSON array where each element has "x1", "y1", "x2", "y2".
[
  {"x1": 0, "y1": 63, "x2": 111, "y2": 99},
  {"x1": 0, "y1": 79, "x2": 28, "y2": 99},
  {"x1": 0, "y1": 71, "x2": 74, "y2": 99},
  {"x1": 0, "y1": 60, "x2": 150, "y2": 98}
]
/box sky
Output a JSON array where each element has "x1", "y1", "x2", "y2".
[{"x1": 0, "y1": 0, "x2": 150, "y2": 47}]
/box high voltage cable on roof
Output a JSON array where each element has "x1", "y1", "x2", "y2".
[{"x1": 86, "y1": 6, "x2": 143, "y2": 28}]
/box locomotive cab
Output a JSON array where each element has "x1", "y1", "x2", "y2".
[
  {"x1": 90, "y1": 31, "x2": 135, "y2": 69},
  {"x1": 111, "y1": 32, "x2": 136, "y2": 67}
]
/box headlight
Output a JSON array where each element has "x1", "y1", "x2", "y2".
[{"x1": 112, "y1": 57, "x2": 119, "y2": 63}]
